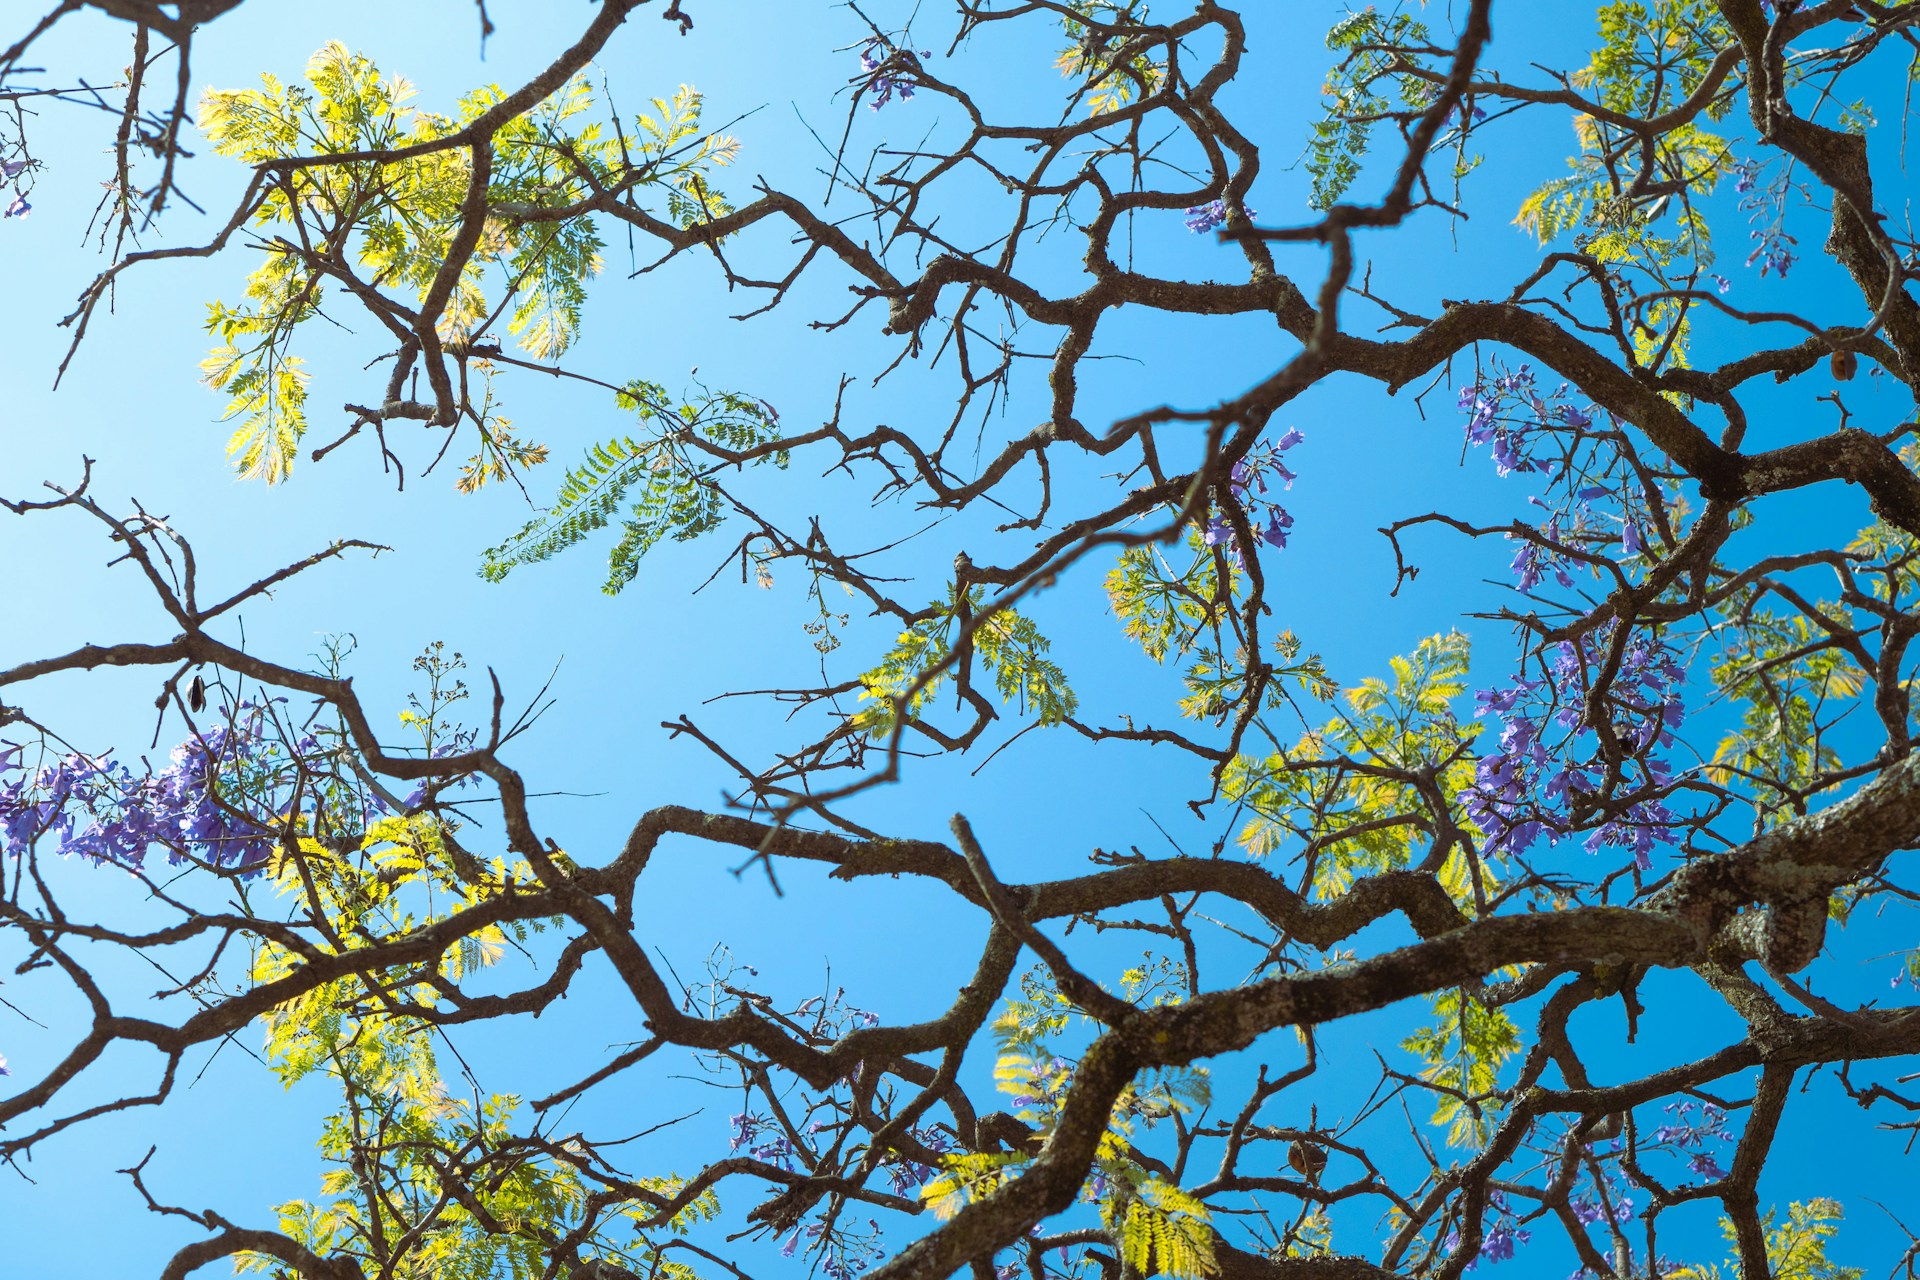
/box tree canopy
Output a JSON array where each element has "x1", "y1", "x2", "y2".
[{"x1": 2, "y1": 2, "x2": 1919, "y2": 1279}]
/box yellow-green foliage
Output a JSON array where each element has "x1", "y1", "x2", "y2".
[
  {"x1": 1225, "y1": 632, "x2": 1482, "y2": 901},
  {"x1": 1106, "y1": 541, "x2": 1231, "y2": 666},
  {"x1": 924, "y1": 973, "x2": 1215, "y2": 1274},
  {"x1": 1708, "y1": 608, "x2": 1862, "y2": 816},
  {"x1": 920, "y1": 1151, "x2": 1031, "y2": 1221},
  {"x1": 250, "y1": 818, "x2": 541, "y2": 1088},
  {"x1": 855, "y1": 586, "x2": 1077, "y2": 736},
  {"x1": 1107, "y1": 1179, "x2": 1217, "y2": 1280},
  {"x1": 240, "y1": 803, "x2": 685, "y2": 1278},
  {"x1": 1107, "y1": 532, "x2": 1335, "y2": 730},
  {"x1": 1671, "y1": 1198, "x2": 1863, "y2": 1280},
  {"x1": 198, "y1": 44, "x2": 735, "y2": 483},
  {"x1": 1054, "y1": 2, "x2": 1166, "y2": 116},
  {"x1": 1511, "y1": 0, "x2": 1736, "y2": 374},
  {"x1": 480, "y1": 380, "x2": 786, "y2": 591},
  {"x1": 1220, "y1": 634, "x2": 1520, "y2": 1147},
  {"x1": 1400, "y1": 984, "x2": 1521, "y2": 1148},
  {"x1": 1305, "y1": 7, "x2": 1438, "y2": 210}
]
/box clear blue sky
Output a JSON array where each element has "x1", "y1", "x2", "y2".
[{"x1": 1, "y1": 2, "x2": 1911, "y2": 1275}]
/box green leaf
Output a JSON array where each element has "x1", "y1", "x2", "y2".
[
  {"x1": 481, "y1": 383, "x2": 783, "y2": 591},
  {"x1": 854, "y1": 587, "x2": 1077, "y2": 736}
]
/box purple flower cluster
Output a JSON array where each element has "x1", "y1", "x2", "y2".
[
  {"x1": 1444, "y1": 1193, "x2": 1532, "y2": 1270},
  {"x1": 1466, "y1": 631, "x2": 1684, "y2": 868},
  {"x1": 1733, "y1": 158, "x2": 1798, "y2": 278},
  {"x1": 1455, "y1": 365, "x2": 1661, "y2": 594},
  {"x1": 1570, "y1": 1188, "x2": 1634, "y2": 1226},
  {"x1": 1510, "y1": 500, "x2": 1577, "y2": 594},
  {"x1": 780, "y1": 1214, "x2": 886, "y2": 1280},
  {"x1": 884, "y1": 1126, "x2": 952, "y2": 1195},
  {"x1": 1185, "y1": 198, "x2": 1256, "y2": 234},
  {"x1": 1480, "y1": 1224, "x2": 1530, "y2": 1266},
  {"x1": 0, "y1": 715, "x2": 289, "y2": 871},
  {"x1": 1528, "y1": 1109, "x2": 1728, "y2": 1280},
  {"x1": 1653, "y1": 1100, "x2": 1731, "y2": 1181},
  {"x1": 1205, "y1": 429, "x2": 1304, "y2": 563},
  {"x1": 859, "y1": 40, "x2": 927, "y2": 110},
  {"x1": 0, "y1": 701, "x2": 432, "y2": 875},
  {"x1": 2, "y1": 158, "x2": 26, "y2": 220},
  {"x1": 1508, "y1": 483, "x2": 1648, "y2": 594},
  {"x1": 1457, "y1": 364, "x2": 1596, "y2": 479},
  {"x1": 729, "y1": 1110, "x2": 797, "y2": 1170}
]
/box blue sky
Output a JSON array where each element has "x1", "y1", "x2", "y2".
[{"x1": 2, "y1": 2, "x2": 1915, "y2": 1275}]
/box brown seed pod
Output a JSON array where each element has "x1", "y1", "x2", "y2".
[
  {"x1": 1830, "y1": 349, "x2": 1858, "y2": 381},
  {"x1": 186, "y1": 674, "x2": 208, "y2": 713}
]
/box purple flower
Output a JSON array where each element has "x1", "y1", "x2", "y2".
[
  {"x1": 859, "y1": 40, "x2": 920, "y2": 110},
  {"x1": 1688, "y1": 1153, "x2": 1728, "y2": 1180},
  {"x1": 1509, "y1": 539, "x2": 1573, "y2": 592},
  {"x1": 1206, "y1": 430, "x2": 1304, "y2": 561},
  {"x1": 1482, "y1": 1225, "x2": 1528, "y2": 1264},
  {"x1": 1262, "y1": 509, "x2": 1293, "y2": 549},
  {"x1": 1184, "y1": 199, "x2": 1256, "y2": 234},
  {"x1": 3, "y1": 195, "x2": 29, "y2": 219},
  {"x1": 1466, "y1": 628, "x2": 1684, "y2": 864},
  {"x1": 1748, "y1": 240, "x2": 1796, "y2": 278}
]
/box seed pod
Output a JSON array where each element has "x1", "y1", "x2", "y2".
[
  {"x1": 187, "y1": 674, "x2": 208, "y2": 713},
  {"x1": 1830, "y1": 349, "x2": 1857, "y2": 381}
]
